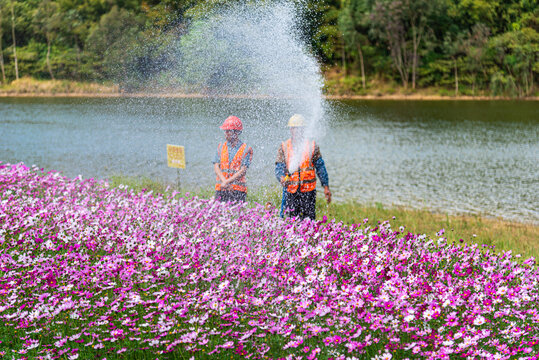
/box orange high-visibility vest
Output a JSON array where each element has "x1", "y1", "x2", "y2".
[
  {"x1": 215, "y1": 142, "x2": 251, "y2": 193},
  {"x1": 282, "y1": 139, "x2": 316, "y2": 193}
]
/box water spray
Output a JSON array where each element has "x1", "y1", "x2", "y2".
[{"x1": 125, "y1": 1, "x2": 330, "y2": 194}]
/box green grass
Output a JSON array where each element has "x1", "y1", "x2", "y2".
[
  {"x1": 317, "y1": 200, "x2": 539, "y2": 260},
  {"x1": 0, "y1": 77, "x2": 118, "y2": 94},
  {"x1": 108, "y1": 175, "x2": 539, "y2": 261}
]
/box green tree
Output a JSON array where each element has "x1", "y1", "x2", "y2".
[
  {"x1": 85, "y1": 5, "x2": 143, "y2": 80},
  {"x1": 370, "y1": 0, "x2": 444, "y2": 89},
  {"x1": 463, "y1": 23, "x2": 490, "y2": 94},
  {"x1": 143, "y1": 0, "x2": 198, "y2": 32},
  {"x1": 449, "y1": 0, "x2": 501, "y2": 30},
  {"x1": 489, "y1": 26, "x2": 539, "y2": 96},
  {"x1": 179, "y1": 18, "x2": 255, "y2": 94},
  {"x1": 443, "y1": 31, "x2": 466, "y2": 95},
  {"x1": 0, "y1": 1, "x2": 6, "y2": 82},
  {"x1": 55, "y1": 5, "x2": 95, "y2": 80},
  {"x1": 10, "y1": 0, "x2": 18, "y2": 79},
  {"x1": 339, "y1": 0, "x2": 373, "y2": 88},
  {"x1": 33, "y1": 0, "x2": 61, "y2": 79},
  {"x1": 185, "y1": 0, "x2": 342, "y2": 63},
  {"x1": 302, "y1": 0, "x2": 342, "y2": 64},
  {"x1": 2, "y1": 0, "x2": 40, "y2": 80}
]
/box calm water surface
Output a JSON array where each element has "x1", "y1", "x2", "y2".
[{"x1": 1, "y1": 97, "x2": 537, "y2": 223}]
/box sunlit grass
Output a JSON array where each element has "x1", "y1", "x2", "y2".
[
  {"x1": 0, "y1": 77, "x2": 118, "y2": 95},
  {"x1": 319, "y1": 201, "x2": 539, "y2": 261}
]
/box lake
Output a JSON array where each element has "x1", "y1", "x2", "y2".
[{"x1": 1, "y1": 96, "x2": 537, "y2": 224}]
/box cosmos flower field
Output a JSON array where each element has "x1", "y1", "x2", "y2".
[{"x1": 0, "y1": 163, "x2": 538, "y2": 360}]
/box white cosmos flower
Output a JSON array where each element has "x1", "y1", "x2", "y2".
[
  {"x1": 473, "y1": 315, "x2": 486, "y2": 326},
  {"x1": 149, "y1": 339, "x2": 160, "y2": 347},
  {"x1": 69, "y1": 333, "x2": 81, "y2": 341},
  {"x1": 496, "y1": 286, "x2": 509, "y2": 295},
  {"x1": 423, "y1": 309, "x2": 434, "y2": 321},
  {"x1": 460, "y1": 336, "x2": 474, "y2": 348},
  {"x1": 26, "y1": 340, "x2": 39, "y2": 350},
  {"x1": 404, "y1": 315, "x2": 415, "y2": 322},
  {"x1": 218, "y1": 280, "x2": 230, "y2": 290}
]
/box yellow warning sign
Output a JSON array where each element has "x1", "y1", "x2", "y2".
[{"x1": 167, "y1": 144, "x2": 185, "y2": 169}]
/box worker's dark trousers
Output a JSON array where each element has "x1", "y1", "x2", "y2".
[
  {"x1": 215, "y1": 190, "x2": 247, "y2": 203},
  {"x1": 284, "y1": 190, "x2": 316, "y2": 220}
]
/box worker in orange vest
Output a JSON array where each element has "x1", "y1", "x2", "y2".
[
  {"x1": 213, "y1": 116, "x2": 253, "y2": 203},
  {"x1": 275, "y1": 114, "x2": 331, "y2": 220}
]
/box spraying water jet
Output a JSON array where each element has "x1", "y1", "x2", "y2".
[{"x1": 140, "y1": 0, "x2": 331, "y2": 194}]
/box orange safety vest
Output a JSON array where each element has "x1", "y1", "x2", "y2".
[
  {"x1": 215, "y1": 142, "x2": 252, "y2": 193},
  {"x1": 282, "y1": 139, "x2": 316, "y2": 193}
]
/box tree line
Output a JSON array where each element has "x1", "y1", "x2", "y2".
[{"x1": 0, "y1": 0, "x2": 537, "y2": 97}]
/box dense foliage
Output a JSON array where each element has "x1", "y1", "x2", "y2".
[
  {"x1": 1, "y1": 162, "x2": 538, "y2": 359},
  {"x1": 0, "y1": 0, "x2": 537, "y2": 96}
]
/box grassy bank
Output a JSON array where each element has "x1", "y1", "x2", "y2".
[
  {"x1": 109, "y1": 175, "x2": 539, "y2": 260},
  {"x1": 0, "y1": 77, "x2": 118, "y2": 95},
  {"x1": 2, "y1": 76, "x2": 538, "y2": 99},
  {"x1": 323, "y1": 68, "x2": 539, "y2": 99},
  {"x1": 320, "y1": 201, "x2": 539, "y2": 261}
]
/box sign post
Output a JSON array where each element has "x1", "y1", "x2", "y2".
[{"x1": 166, "y1": 144, "x2": 185, "y2": 190}]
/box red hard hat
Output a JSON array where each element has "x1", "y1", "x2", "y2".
[{"x1": 220, "y1": 116, "x2": 243, "y2": 131}]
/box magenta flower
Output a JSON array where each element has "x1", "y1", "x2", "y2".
[{"x1": 0, "y1": 162, "x2": 537, "y2": 359}]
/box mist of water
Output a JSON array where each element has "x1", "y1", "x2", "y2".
[{"x1": 150, "y1": 1, "x2": 329, "y2": 177}]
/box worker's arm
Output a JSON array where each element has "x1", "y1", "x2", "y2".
[
  {"x1": 275, "y1": 145, "x2": 289, "y2": 186},
  {"x1": 214, "y1": 163, "x2": 247, "y2": 190},
  {"x1": 213, "y1": 146, "x2": 229, "y2": 186},
  {"x1": 222, "y1": 165, "x2": 247, "y2": 186},
  {"x1": 224, "y1": 146, "x2": 251, "y2": 186},
  {"x1": 314, "y1": 157, "x2": 331, "y2": 204},
  {"x1": 275, "y1": 164, "x2": 288, "y2": 217},
  {"x1": 275, "y1": 162, "x2": 288, "y2": 186},
  {"x1": 214, "y1": 163, "x2": 228, "y2": 184}
]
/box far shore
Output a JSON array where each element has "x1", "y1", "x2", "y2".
[
  {"x1": 1, "y1": 77, "x2": 537, "y2": 100},
  {"x1": 1, "y1": 91, "x2": 538, "y2": 101}
]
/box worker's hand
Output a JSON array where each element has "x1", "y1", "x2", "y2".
[
  {"x1": 280, "y1": 176, "x2": 289, "y2": 187},
  {"x1": 324, "y1": 186, "x2": 332, "y2": 204},
  {"x1": 221, "y1": 179, "x2": 232, "y2": 190}
]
